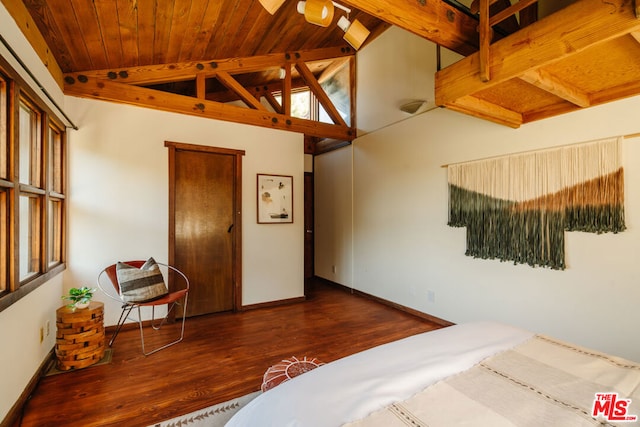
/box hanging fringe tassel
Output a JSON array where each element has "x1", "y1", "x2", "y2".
[{"x1": 447, "y1": 137, "x2": 625, "y2": 270}]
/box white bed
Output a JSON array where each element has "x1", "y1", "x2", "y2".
[{"x1": 225, "y1": 321, "x2": 640, "y2": 426}]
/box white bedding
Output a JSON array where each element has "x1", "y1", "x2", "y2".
[
  {"x1": 225, "y1": 321, "x2": 533, "y2": 427},
  {"x1": 346, "y1": 334, "x2": 640, "y2": 426}
]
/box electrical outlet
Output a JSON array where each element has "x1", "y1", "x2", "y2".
[{"x1": 332, "y1": 265, "x2": 336, "y2": 274}]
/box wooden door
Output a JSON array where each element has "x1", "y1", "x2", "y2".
[
  {"x1": 304, "y1": 172, "x2": 314, "y2": 295},
  {"x1": 166, "y1": 142, "x2": 244, "y2": 317}
]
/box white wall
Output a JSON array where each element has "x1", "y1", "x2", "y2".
[
  {"x1": 356, "y1": 27, "x2": 441, "y2": 135},
  {"x1": 352, "y1": 104, "x2": 640, "y2": 362},
  {"x1": 316, "y1": 28, "x2": 640, "y2": 362},
  {"x1": 0, "y1": 275, "x2": 62, "y2": 421},
  {"x1": 314, "y1": 147, "x2": 353, "y2": 286},
  {"x1": 65, "y1": 97, "x2": 306, "y2": 326}
]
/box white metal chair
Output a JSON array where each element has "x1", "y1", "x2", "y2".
[{"x1": 97, "y1": 260, "x2": 189, "y2": 355}]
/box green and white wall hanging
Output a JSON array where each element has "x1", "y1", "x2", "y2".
[{"x1": 447, "y1": 137, "x2": 626, "y2": 270}]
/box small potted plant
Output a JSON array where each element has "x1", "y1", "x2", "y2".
[{"x1": 62, "y1": 286, "x2": 97, "y2": 310}]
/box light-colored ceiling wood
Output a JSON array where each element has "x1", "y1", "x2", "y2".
[{"x1": 436, "y1": 0, "x2": 640, "y2": 127}]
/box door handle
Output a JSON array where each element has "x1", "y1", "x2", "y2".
[{"x1": 228, "y1": 224, "x2": 234, "y2": 233}]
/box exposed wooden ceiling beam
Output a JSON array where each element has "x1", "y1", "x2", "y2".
[
  {"x1": 196, "y1": 73, "x2": 206, "y2": 99},
  {"x1": 314, "y1": 138, "x2": 352, "y2": 155},
  {"x1": 282, "y1": 64, "x2": 292, "y2": 116},
  {"x1": 348, "y1": 56, "x2": 356, "y2": 133},
  {"x1": 263, "y1": 91, "x2": 283, "y2": 114},
  {"x1": 479, "y1": 0, "x2": 491, "y2": 82},
  {"x1": 64, "y1": 77, "x2": 354, "y2": 140},
  {"x1": 519, "y1": 69, "x2": 591, "y2": 108},
  {"x1": 62, "y1": 47, "x2": 354, "y2": 86},
  {"x1": 317, "y1": 57, "x2": 350, "y2": 84},
  {"x1": 205, "y1": 78, "x2": 308, "y2": 104},
  {"x1": 590, "y1": 79, "x2": 640, "y2": 106},
  {"x1": 521, "y1": 100, "x2": 576, "y2": 124},
  {"x1": 340, "y1": 0, "x2": 479, "y2": 56},
  {"x1": 447, "y1": 95, "x2": 522, "y2": 128},
  {"x1": 520, "y1": 70, "x2": 640, "y2": 124},
  {"x1": 215, "y1": 71, "x2": 268, "y2": 110},
  {"x1": 436, "y1": 0, "x2": 640, "y2": 118}
]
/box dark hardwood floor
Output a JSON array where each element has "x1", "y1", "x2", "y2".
[{"x1": 18, "y1": 280, "x2": 444, "y2": 427}]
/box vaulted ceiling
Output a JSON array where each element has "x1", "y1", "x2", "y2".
[
  {"x1": 8, "y1": 0, "x2": 406, "y2": 141},
  {"x1": 4, "y1": 0, "x2": 640, "y2": 141}
]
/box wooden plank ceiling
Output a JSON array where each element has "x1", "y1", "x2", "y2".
[
  {"x1": 6, "y1": 0, "x2": 640, "y2": 139},
  {"x1": 11, "y1": 0, "x2": 397, "y2": 141},
  {"x1": 7, "y1": 0, "x2": 482, "y2": 142}
]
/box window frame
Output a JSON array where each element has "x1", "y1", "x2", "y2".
[
  {"x1": 47, "y1": 121, "x2": 65, "y2": 267},
  {"x1": 0, "y1": 54, "x2": 67, "y2": 313},
  {"x1": 274, "y1": 88, "x2": 320, "y2": 121}
]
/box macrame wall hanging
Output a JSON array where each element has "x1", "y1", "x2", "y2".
[{"x1": 447, "y1": 137, "x2": 626, "y2": 270}]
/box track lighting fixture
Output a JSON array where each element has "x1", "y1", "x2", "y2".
[
  {"x1": 260, "y1": 0, "x2": 371, "y2": 50},
  {"x1": 258, "y1": 0, "x2": 286, "y2": 15},
  {"x1": 297, "y1": 0, "x2": 335, "y2": 27},
  {"x1": 337, "y1": 16, "x2": 370, "y2": 50}
]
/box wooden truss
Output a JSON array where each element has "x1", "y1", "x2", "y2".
[{"x1": 63, "y1": 47, "x2": 357, "y2": 142}]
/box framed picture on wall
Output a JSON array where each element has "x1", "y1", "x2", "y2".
[{"x1": 257, "y1": 174, "x2": 293, "y2": 224}]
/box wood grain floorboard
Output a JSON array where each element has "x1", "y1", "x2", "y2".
[{"x1": 18, "y1": 280, "x2": 444, "y2": 427}]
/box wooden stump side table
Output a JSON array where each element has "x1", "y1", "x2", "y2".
[{"x1": 55, "y1": 301, "x2": 105, "y2": 371}]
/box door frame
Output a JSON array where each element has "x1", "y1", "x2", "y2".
[{"x1": 165, "y1": 141, "x2": 245, "y2": 311}]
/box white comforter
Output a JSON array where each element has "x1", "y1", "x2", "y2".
[{"x1": 225, "y1": 321, "x2": 533, "y2": 427}]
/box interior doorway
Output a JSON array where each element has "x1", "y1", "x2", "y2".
[
  {"x1": 165, "y1": 141, "x2": 244, "y2": 317},
  {"x1": 304, "y1": 172, "x2": 314, "y2": 296}
]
